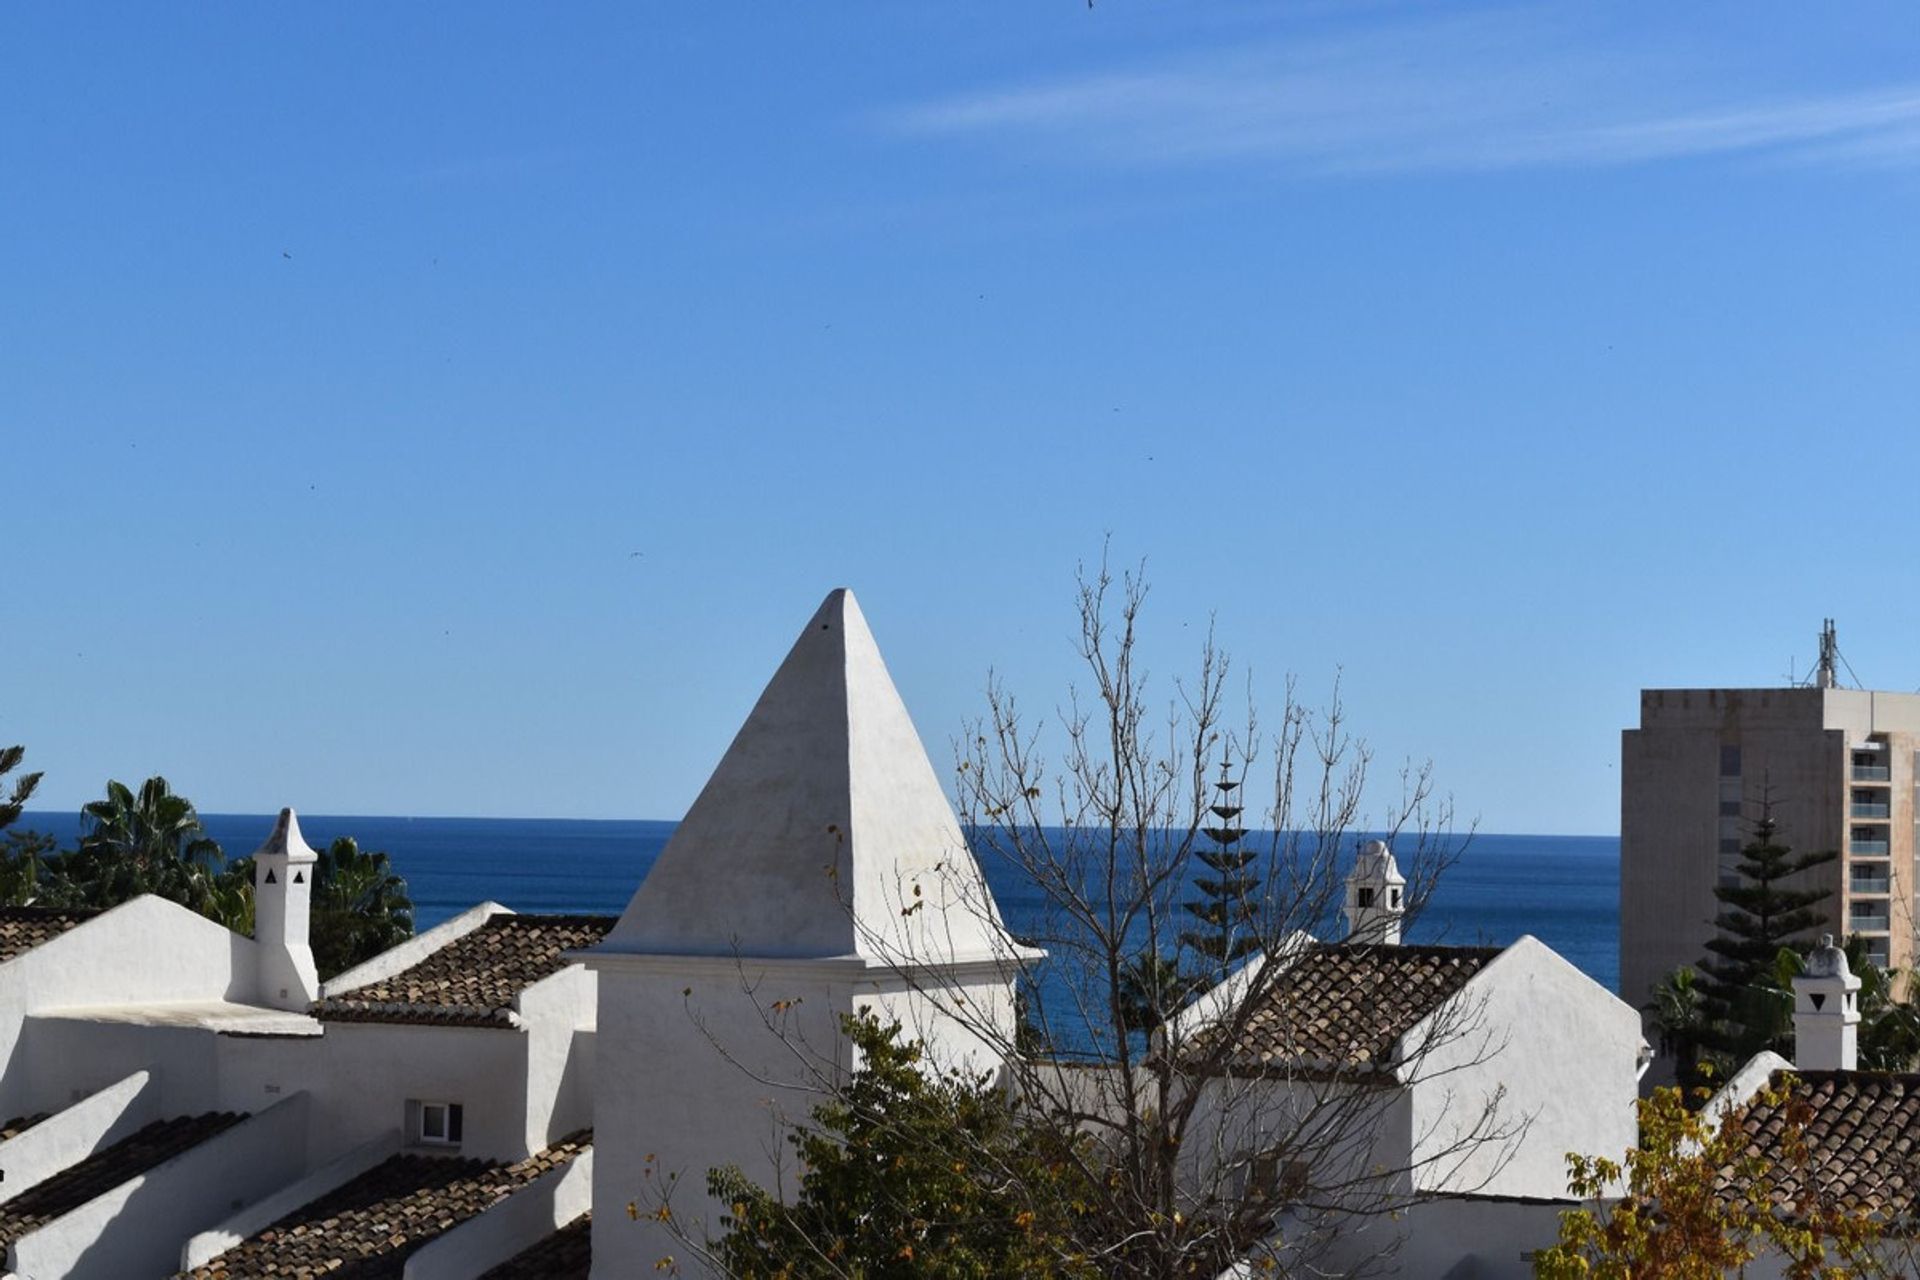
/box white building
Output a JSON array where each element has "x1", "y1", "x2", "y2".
[
  {"x1": 0, "y1": 588, "x2": 1648, "y2": 1278},
  {"x1": 1166, "y1": 846, "x2": 1647, "y2": 1278}
]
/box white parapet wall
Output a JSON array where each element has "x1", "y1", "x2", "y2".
[
  {"x1": 402, "y1": 1146, "x2": 592, "y2": 1280},
  {"x1": 0, "y1": 1070, "x2": 158, "y2": 1206},
  {"x1": 179, "y1": 1126, "x2": 402, "y2": 1272},
  {"x1": 9, "y1": 1091, "x2": 311, "y2": 1280}
]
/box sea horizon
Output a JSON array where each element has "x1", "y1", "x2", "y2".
[{"x1": 12, "y1": 811, "x2": 1623, "y2": 997}]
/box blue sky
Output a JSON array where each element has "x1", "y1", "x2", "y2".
[{"x1": 4, "y1": 3, "x2": 1917, "y2": 834}]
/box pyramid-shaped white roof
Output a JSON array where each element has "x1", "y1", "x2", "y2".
[{"x1": 601, "y1": 588, "x2": 1015, "y2": 966}]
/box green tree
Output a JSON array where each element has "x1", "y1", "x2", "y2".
[
  {"x1": 1536, "y1": 1082, "x2": 1892, "y2": 1279},
  {"x1": 0, "y1": 830, "x2": 56, "y2": 907},
  {"x1": 692, "y1": 1014, "x2": 1096, "y2": 1280},
  {"x1": 1695, "y1": 804, "x2": 1835, "y2": 1068},
  {"x1": 0, "y1": 744, "x2": 42, "y2": 833},
  {"x1": 1645, "y1": 965, "x2": 1709, "y2": 1090},
  {"x1": 1177, "y1": 754, "x2": 1259, "y2": 985},
  {"x1": 56, "y1": 776, "x2": 225, "y2": 912},
  {"x1": 310, "y1": 836, "x2": 414, "y2": 980}
]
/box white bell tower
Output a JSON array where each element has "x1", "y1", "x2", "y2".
[
  {"x1": 252, "y1": 807, "x2": 320, "y2": 1010},
  {"x1": 585, "y1": 589, "x2": 1035, "y2": 1278},
  {"x1": 1344, "y1": 839, "x2": 1406, "y2": 945},
  {"x1": 1792, "y1": 934, "x2": 1860, "y2": 1071}
]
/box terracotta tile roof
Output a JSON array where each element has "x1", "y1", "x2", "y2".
[
  {"x1": 179, "y1": 1133, "x2": 589, "y2": 1280},
  {"x1": 1725, "y1": 1070, "x2": 1920, "y2": 1220},
  {"x1": 478, "y1": 1212, "x2": 591, "y2": 1279},
  {"x1": 1187, "y1": 943, "x2": 1503, "y2": 1073},
  {"x1": 0, "y1": 907, "x2": 99, "y2": 963},
  {"x1": 313, "y1": 914, "x2": 615, "y2": 1028},
  {"x1": 0, "y1": 1113, "x2": 245, "y2": 1243}
]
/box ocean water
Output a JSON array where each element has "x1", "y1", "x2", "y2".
[{"x1": 19, "y1": 813, "x2": 1621, "y2": 994}]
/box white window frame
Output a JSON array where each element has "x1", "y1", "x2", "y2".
[{"x1": 417, "y1": 1100, "x2": 464, "y2": 1147}]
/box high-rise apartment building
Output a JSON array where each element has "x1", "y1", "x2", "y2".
[{"x1": 1620, "y1": 681, "x2": 1920, "y2": 1010}]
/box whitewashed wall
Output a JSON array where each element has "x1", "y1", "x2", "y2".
[
  {"x1": 7, "y1": 1091, "x2": 309, "y2": 1280},
  {"x1": 0, "y1": 899, "x2": 256, "y2": 1118},
  {"x1": 0, "y1": 1071, "x2": 157, "y2": 1206},
  {"x1": 1405, "y1": 936, "x2": 1641, "y2": 1200},
  {"x1": 518, "y1": 966, "x2": 597, "y2": 1151},
  {"x1": 403, "y1": 1147, "x2": 592, "y2": 1280}
]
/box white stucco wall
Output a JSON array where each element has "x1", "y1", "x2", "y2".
[
  {"x1": 0, "y1": 1071, "x2": 157, "y2": 1206},
  {"x1": 403, "y1": 1147, "x2": 592, "y2": 1280},
  {"x1": 517, "y1": 966, "x2": 597, "y2": 1151},
  {"x1": 591, "y1": 957, "x2": 851, "y2": 1277},
  {"x1": 1403, "y1": 936, "x2": 1642, "y2": 1201},
  {"x1": 0, "y1": 898, "x2": 258, "y2": 1119},
  {"x1": 180, "y1": 1128, "x2": 401, "y2": 1271},
  {"x1": 22, "y1": 1018, "x2": 222, "y2": 1119},
  {"x1": 7, "y1": 1091, "x2": 310, "y2": 1280},
  {"x1": 589, "y1": 950, "x2": 1017, "y2": 1279},
  {"x1": 1298, "y1": 1193, "x2": 1573, "y2": 1278}
]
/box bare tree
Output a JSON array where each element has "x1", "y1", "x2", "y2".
[{"x1": 642, "y1": 559, "x2": 1516, "y2": 1279}]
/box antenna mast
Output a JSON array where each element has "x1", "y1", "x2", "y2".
[{"x1": 1816, "y1": 619, "x2": 1839, "y2": 690}]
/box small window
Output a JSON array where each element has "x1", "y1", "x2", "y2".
[
  {"x1": 1356, "y1": 887, "x2": 1375, "y2": 909},
  {"x1": 1719, "y1": 837, "x2": 1741, "y2": 855},
  {"x1": 1720, "y1": 745, "x2": 1742, "y2": 777},
  {"x1": 418, "y1": 1101, "x2": 464, "y2": 1146},
  {"x1": 1719, "y1": 799, "x2": 1741, "y2": 817},
  {"x1": 1389, "y1": 888, "x2": 1401, "y2": 909}
]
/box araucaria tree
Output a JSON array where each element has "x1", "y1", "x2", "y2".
[
  {"x1": 1694, "y1": 803, "x2": 1836, "y2": 1068},
  {"x1": 1179, "y1": 755, "x2": 1259, "y2": 984}
]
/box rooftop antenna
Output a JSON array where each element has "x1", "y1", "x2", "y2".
[{"x1": 1816, "y1": 619, "x2": 1838, "y2": 689}]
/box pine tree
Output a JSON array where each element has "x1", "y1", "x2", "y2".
[
  {"x1": 1694, "y1": 800, "x2": 1835, "y2": 1067},
  {"x1": 1178, "y1": 755, "x2": 1259, "y2": 985}
]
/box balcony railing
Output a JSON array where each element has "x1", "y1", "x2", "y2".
[
  {"x1": 1852, "y1": 803, "x2": 1892, "y2": 819},
  {"x1": 1851, "y1": 840, "x2": 1891, "y2": 856},
  {"x1": 1851, "y1": 877, "x2": 1892, "y2": 895},
  {"x1": 1853, "y1": 765, "x2": 1892, "y2": 782},
  {"x1": 1851, "y1": 914, "x2": 1891, "y2": 934}
]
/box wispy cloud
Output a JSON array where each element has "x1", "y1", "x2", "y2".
[{"x1": 886, "y1": 12, "x2": 1920, "y2": 175}]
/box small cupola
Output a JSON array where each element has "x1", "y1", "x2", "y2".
[
  {"x1": 252, "y1": 807, "x2": 321, "y2": 1011},
  {"x1": 1344, "y1": 839, "x2": 1406, "y2": 946},
  {"x1": 1792, "y1": 934, "x2": 1860, "y2": 1072}
]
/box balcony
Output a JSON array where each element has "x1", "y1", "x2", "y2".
[
  {"x1": 1851, "y1": 840, "x2": 1891, "y2": 856},
  {"x1": 1850, "y1": 912, "x2": 1891, "y2": 934},
  {"x1": 1851, "y1": 876, "x2": 1892, "y2": 895},
  {"x1": 1852, "y1": 803, "x2": 1892, "y2": 819},
  {"x1": 1853, "y1": 764, "x2": 1892, "y2": 782}
]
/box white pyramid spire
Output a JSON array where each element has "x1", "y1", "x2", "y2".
[{"x1": 603, "y1": 588, "x2": 1013, "y2": 967}]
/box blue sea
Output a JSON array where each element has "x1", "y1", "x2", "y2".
[{"x1": 19, "y1": 813, "x2": 1620, "y2": 995}]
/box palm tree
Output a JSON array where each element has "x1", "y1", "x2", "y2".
[
  {"x1": 0, "y1": 743, "x2": 42, "y2": 833},
  {"x1": 311, "y1": 836, "x2": 413, "y2": 980},
  {"x1": 1646, "y1": 965, "x2": 1709, "y2": 1090},
  {"x1": 67, "y1": 776, "x2": 225, "y2": 910}
]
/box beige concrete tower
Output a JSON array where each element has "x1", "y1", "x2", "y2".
[{"x1": 1621, "y1": 673, "x2": 1920, "y2": 1012}]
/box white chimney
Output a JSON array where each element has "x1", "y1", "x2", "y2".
[
  {"x1": 1793, "y1": 935, "x2": 1860, "y2": 1072},
  {"x1": 252, "y1": 808, "x2": 320, "y2": 1011},
  {"x1": 1344, "y1": 840, "x2": 1406, "y2": 945}
]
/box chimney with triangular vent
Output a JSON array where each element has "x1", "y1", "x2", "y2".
[
  {"x1": 1793, "y1": 934, "x2": 1859, "y2": 1071},
  {"x1": 251, "y1": 807, "x2": 320, "y2": 1011}
]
